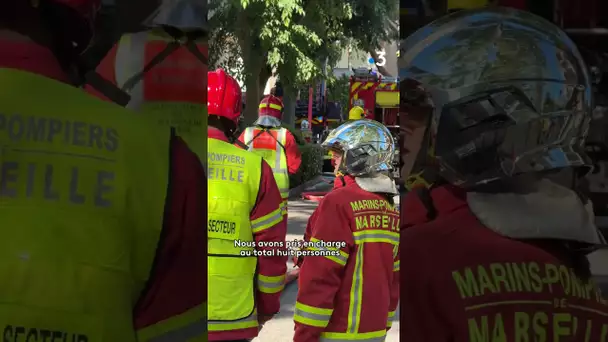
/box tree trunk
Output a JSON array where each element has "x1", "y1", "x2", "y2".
[
  {"x1": 369, "y1": 50, "x2": 393, "y2": 77},
  {"x1": 244, "y1": 72, "x2": 262, "y2": 126},
  {"x1": 282, "y1": 85, "x2": 298, "y2": 128},
  {"x1": 259, "y1": 65, "x2": 272, "y2": 95},
  {"x1": 237, "y1": 13, "x2": 266, "y2": 126}
]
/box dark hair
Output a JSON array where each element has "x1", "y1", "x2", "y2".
[
  {"x1": 209, "y1": 115, "x2": 238, "y2": 139},
  {"x1": 0, "y1": 1, "x2": 90, "y2": 72},
  {"x1": 0, "y1": 3, "x2": 48, "y2": 42}
]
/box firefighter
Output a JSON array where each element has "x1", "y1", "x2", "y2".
[
  {"x1": 347, "y1": 106, "x2": 367, "y2": 121},
  {"x1": 293, "y1": 119, "x2": 400, "y2": 342},
  {"x1": 447, "y1": 0, "x2": 490, "y2": 12},
  {"x1": 85, "y1": 0, "x2": 207, "y2": 158},
  {"x1": 239, "y1": 95, "x2": 302, "y2": 218},
  {"x1": 208, "y1": 69, "x2": 288, "y2": 342},
  {"x1": 400, "y1": 8, "x2": 607, "y2": 341},
  {"x1": 0, "y1": 1, "x2": 207, "y2": 340},
  {"x1": 328, "y1": 106, "x2": 368, "y2": 189},
  {"x1": 325, "y1": 106, "x2": 369, "y2": 188}
]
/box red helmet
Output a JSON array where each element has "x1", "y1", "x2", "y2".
[
  {"x1": 259, "y1": 95, "x2": 283, "y2": 119},
  {"x1": 47, "y1": 0, "x2": 101, "y2": 54},
  {"x1": 208, "y1": 69, "x2": 242, "y2": 124}
]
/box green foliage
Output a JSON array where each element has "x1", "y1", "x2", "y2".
[
  {"x1": 326, "y1": 74, "x2": 350, "y2": 117},
  {"x1": 281, "y1": 127, "x2": 305, "y2": 146},
  {"x1": 209, "y1": 0, "x2": 397, "y2": 90},
  {"x1": 269, "y1": 1, "x2": 353, "y2": 88},
  {"x1": 343, "y1": 0, "x2": 398, "y2": 53},
  {"x1": 290, "y1": 143, "x2": 324, "y2": 188},
  {"x1": 208, "y1": 2, "x2": 246, "y2": 85}
]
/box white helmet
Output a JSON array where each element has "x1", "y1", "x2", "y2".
[{"x1": 143, "y1": 0, "x2": 207, "y2": 31}]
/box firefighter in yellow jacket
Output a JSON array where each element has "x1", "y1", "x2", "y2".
[
  {"x1": 238, "y1": 95, "x2": 302, "y2": 218},
  {"x1": 0, "y1": 0, "x2": 206, "y2": 340},
  {"x1": 208, "y1": 69, "x2": 288, "y2": 341}
]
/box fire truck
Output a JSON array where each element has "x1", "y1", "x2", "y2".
[{"x1": 348, "y1": 68, "x2": 400, "y2": 178}]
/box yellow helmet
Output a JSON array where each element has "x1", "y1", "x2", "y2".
[{"x1": 348, "y1": 106, "x2": 366, "y2": 120}]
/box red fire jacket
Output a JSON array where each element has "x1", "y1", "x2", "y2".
[
  {"x1": 401, "y1": 185, "x2": 608, "y2": 341},
  {"x1": 0, "y1": 40, "x2": 207, "y2": 336},
  {"x1": 209, "y1": 128, "x2": 288, "y2": 341},
  {"x1": 238, "y1": 126, "x2": 302, "y2": 175},
  {"x1": 294, "y1": 176, "x2": 400, "y2": 342}
]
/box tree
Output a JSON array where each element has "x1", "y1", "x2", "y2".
[
  {"x1": 344, "y1": 0, "x2": 399, "y2": 77},
  {"x1": 209, "y1": 26, "x2": 245, "y2": 86},
  {"x1": 326, "y1": 74, "x2": 351, "y2": 118},
  {"x1": 209, "y1": 0, "x2": 397, "y2": 125}
]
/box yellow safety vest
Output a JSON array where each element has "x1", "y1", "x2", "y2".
[
  {"x1": 208, "y1": 138, "x2": 262, "y2": 331},
  {"x1": 242, "y1": 127, "x2": 290, "y2": 202},
  {"x1": 447, "y1": 0, "x2": 488, "y2": 9},
  {"x1": 0, "y1": 68, "x2": 205, "y2": 341},
  {"x1": 113, "y1": 29, "x2": 207, "y2": 161}
]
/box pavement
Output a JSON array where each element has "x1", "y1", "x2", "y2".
[{"x1": 253, "y1": 174, "x2": 400, "y2": 342}]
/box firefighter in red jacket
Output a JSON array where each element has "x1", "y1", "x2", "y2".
[
  {"x1": 0, "y1": 1, "x2": 206, "y2": 339},
  {"x1": 294, "y1": 119, "x2": 400, "y2": 342},
  {"x1": 208, "y1": 69, "x2": 288, "y2": 342},
  {"x1": 400, "y1": 8, "x2": 608, "y2": 341},
  {"x1": 238, "y1": 95, "x2": 302, "y2": 218}
]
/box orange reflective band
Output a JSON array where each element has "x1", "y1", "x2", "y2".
[
  {"x1": 251, "y1": 130, "x2": 279, "y2": 150},
  {"x1": 259, "y1": 103, "x2": 283, "y2": 111}
]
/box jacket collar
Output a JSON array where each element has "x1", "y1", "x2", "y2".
[
  {"x1": 334, "y1": 175, "x2": 357, "y2": 189},
  {"x1": 402, "y1": 185, "x2": 467, "y2": 227},
  {"x1": 208, "y1": 127, "x2": 229, "y2": 142}
]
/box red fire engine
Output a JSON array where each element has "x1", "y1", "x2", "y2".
[{"x1": 349, "y1": 68, "x2": 400, "y2": 177}]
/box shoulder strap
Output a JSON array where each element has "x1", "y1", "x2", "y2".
[
  {"x1": 84, "y1": 71, "x2": 131, "y2": 107},
  {"x1": 247, "y1": 127, "x2": 287, "y2": 152},
  {"x1": 234, "y1": 139, "x2": 249, "y2": 150}
]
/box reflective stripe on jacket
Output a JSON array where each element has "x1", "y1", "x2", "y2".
[{"x1": 243, "y1": 127, "x2": 290, "y2": 201}]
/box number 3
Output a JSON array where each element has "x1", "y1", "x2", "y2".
[{"x1": 375, "y1": 49, "x2": 386, "y2": 67}]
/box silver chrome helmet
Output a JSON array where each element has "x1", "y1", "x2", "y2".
[
  {"x1": 142, "y1": 0, "x2": 207, "y2": 31},
  {"x1": 322, "y1": 119, "x2": 396, "y2": 176}
]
